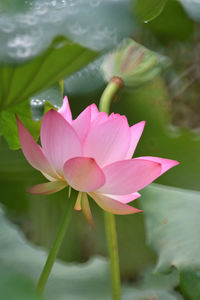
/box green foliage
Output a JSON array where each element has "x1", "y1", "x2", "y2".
[
  {"x1": 0, "y1": 100, "x2": 41, "y2": 150},
  {"x1": 0, "y1": 267, "x2": 41, "y2": 300},
  {"x1": 0, "y1": 204, "x2": 111, "y2": 300},
  {"x1": 141, "y1": 184, "x2": 200, "y2": 299},
  {"x1": 134, "y1": 0, "x2": 167, "y2": 22},
  {"x1": 0, "y1": 0, "x2": 28, "y2": 13},
  {"x1": 179, "y1": 269, "x2": 200, "y2": 300},
  {"x1": 145, "y1": 0, "x2": 194, "y2": 41},
  {"x1": 0, "y1": 83, "x2": 62, "y2": 150},
  {"x1": 0, "y1": 0, "x2": 135, "y2": 61},
  {"x1": 0, "y1": 36, "x2": 98, "y2": 111},
  {"x1": 0, "y1": 205, "x2": 183, "y2": 299},
  {"x1": 179, "y1": 0, "x2": 200, "y2": 21},
  {"x1": 0, "y1": 1, "x2": 199, "y2": 298},
  {"x1": 141, "y1": 184, "x2": 200, "y2": 272},
  {"x1": 124, "y1": 268, "x2": 182, "y2": 300}
]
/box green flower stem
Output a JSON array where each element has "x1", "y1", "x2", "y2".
[
  {"x1": 99, "y1": 77, "x2": 124, "y2": 300},
  {"x1": 99, "y1": 77, "x2": 123, "y2": 113},
  {"x1": 104, "y1": 212, "x2": 121, "y2": 300},
  {"x1": 37, "y1": 193, "x2": 75, "y2": 295}
]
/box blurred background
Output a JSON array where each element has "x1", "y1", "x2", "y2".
[{"x1": 1, "y1": 1, "x2": 200, "y2": 299}]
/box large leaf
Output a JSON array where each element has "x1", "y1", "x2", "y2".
[
  {"x1": 64, "y1": 56, "x2": 105, "y2": 96},
  {"x1": 0, "y1": 267, "x2": 41, "y2": 300},
  {"x1": 141, "y1": 184, "x2": 200, "y2": 299},
  {"x1": 179, "y1": 269, "x2": 200, "y2": 300},
  {"x1": 124, "y1": 268, "x2": 182, "y2": 300},
  {"x1": 0, "y1": 0, "x2": 135, "y2": 64},
  {"x1": 0, "y1": 0, "x2": 137, "y2": 101},
  {"x1": 141, "y1": 184, "x2": 200, "y2": 273},
  {"x1": 0, "y1": 204, "x2": 184, "y2": 299},
  {"x1": 0, "y1": 205, "x2": 111, "y2": 300},
  {"x1": 0, "y1": 36, "x2": 98, "y2": 111},
  {"x1": 178, "y1": 0, "x2": 200, "y2": 21},
  {"x1": 134, "y1": 0, "x2": 167, "y2": 22}
]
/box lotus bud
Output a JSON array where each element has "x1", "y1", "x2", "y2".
[{"x1": 101, "y1": 38, "x2": 170, "y2": 88}]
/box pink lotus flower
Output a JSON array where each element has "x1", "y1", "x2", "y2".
[{"x1": 17, "y1": 97, "x2": 179, "y2": 225}]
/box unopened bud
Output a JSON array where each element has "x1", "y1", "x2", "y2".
[{"x1": 101, "y1": 38, "x2": 170, "y2": 88}]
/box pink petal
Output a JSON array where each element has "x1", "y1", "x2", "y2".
[
  {"x1": 28, "y1": 181, "x2": 67, "y2": 195},
  {"x1": 125, "y1": 121, "x2": 146, "y2": 159},
  {"x1": 90, "y1": 104, "x2": 99, "y2": 121},
  {"x1": 16, "y1": 116, "x2": 57, "y2": 179},
  {"x1": 98, "y1": 159, "x2": 162, "y2": 195},
  {"x1": 41, "y1": 110, "x2": 82, "y2": 174},
  {"x1": 63, "y1": 157, "x2": 105, "y2": 192},
  {"x1": 103, "y1": 192, "x2": 141, "y2": 204},
  {"x1": 41, "y1": 172, "x2": 58, "y2": 182},
  {"x1": 135, "y1": 156, "x2": 179, "y2": 175},
  {"x1": 58, "y1": 96, "x2": 72, "y2": 124},
  {"x1": 90, "y1": 192, "x2": 142, "y2": 215},
  {"x1": 90, "y1": 111, "x2": 108, "y2": 128},
  {"x1": 72, "y1": 105, "x2": 91, "y2": 141},
  {"x1": 84, "y1": 116, "x2": 131, "y2": 167},
  {"x1": 82, "y1": 193, "x2": 94, "y2": 227},
  {"x1": 109, "y1": 113, "x2": 121, "y2": 120}
]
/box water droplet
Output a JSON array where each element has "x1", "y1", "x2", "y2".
[
  {"x1": 30, "y1": 98, "x2": 45, "y2": 121},
  {"x1": 31, "y1": 99, "x2": 45, "y2": 106}
]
